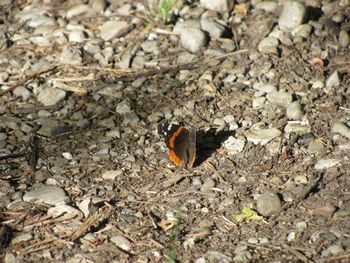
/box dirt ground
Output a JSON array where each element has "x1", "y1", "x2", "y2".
[{"x1": 0, "y1": 0, "x2": 350, "y2": 262}]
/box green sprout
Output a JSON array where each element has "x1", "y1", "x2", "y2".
[{"x1": 159, "y1": 0, "x2": 176, "y2": 22}]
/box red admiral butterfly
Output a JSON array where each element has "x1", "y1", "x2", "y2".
[{"x1": 158, "y1": 123, "x2": 196, "y2": 168}]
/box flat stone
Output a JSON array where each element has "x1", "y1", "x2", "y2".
[
  {"x1": 116, "y1": 99, "x2": 132, "y2": 114},
  {"x1": 200, "y1": 0, "x2": 234, "y2": 12},
  {"x1": 314, "y1": 159, "x2": 341, "y2": 170},
  {"x1": 37, "y1": 87, "x2": 66, "y2": 106},
  {"x1": 258, "y1": 37, "x2": 279, "y2": 54},
  {"x1": 332, "y1": 122, "x2": 350, "y2": 139},
  {"x1": 66, "y1": 4, "x2": 94, "y2": 19},
  {"x1": 278, "y1": 1, "x2": 306, "y2": 32},
  {"x1": 256, "y1": 192, "x2": 282, "y2": 217},
  {"x1": 23, "y1": 186, "x2": 68, "y2": 205},
  {"x1": 102, "y1": 170, "x2": 122, "y2": 180},
  {"x1": 223, "y1": 136, "x2": 245, "y2": 154},
  {"x1": 99, "y1": 21, "x2": 133, "y2": 41},
  {"x1": 266, "y1": 91, "x2": 292, "y2": 107},
  {"x1": 339, "y1": 29, "x2": 350, "y2": 47},
  {"x1": 245, "y1": 128, "x2": 281, "y2": 145},
  {"x1": 110, "y1": 235, "x2": 132, "y2": 251}
]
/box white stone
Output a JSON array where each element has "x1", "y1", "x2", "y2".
[
  {"x1": 258, "y1": 37, "x2": 279, "y2": 54},
  {"x1": 200, "y1": 0, "x2": 234, "y2": 12},
  {"x1": 332, "y1": 122, "x2": 350, "y2": 139},
  {"x1": 99, "y1": 21, "x2": 133, "y2": 41},
  {"x1": 245, "y1": 128, "x2": 281, "y2": 145},
  {"x1": 278, "y1": 1, "x2": 306, "y2": 32},
  {"x1": 223, "y1": 136, "x2": 245, "y2": 154},
  {"x1": 23, "y1": 186, "x2": 68, "y2": 205},
  {"x1": 37, "y1": 87, "x2": 66, "y2": 106},
  {"x1": 314, "y1": 159, "x2": 341, "y2": 170},
  {"x1": 102, "y1": 170, "x2": 122, "y2": 180},
  {"x1": 326, "y1": 71, "x2": 340, "y2": 88},
  {"x1": 286, "y1": 101, "x2": 304, "y2": 120},
  {"x1": 180, "y1": 27, "x2": 208, "y2": 53}
]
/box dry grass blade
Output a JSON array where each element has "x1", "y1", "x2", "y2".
[{"x1": 69, "y1": 203, "x2": 113, "y2": 242}]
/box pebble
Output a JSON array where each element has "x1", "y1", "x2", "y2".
[
  {"x1": 4, "y1": 252, "x2": 16, "y2": 263},
  {"x1": 245, "y1": 128, "x2": 281, "y2": 145},
  {"x1": 200, "y1": 0, "x2": 234, "y2": 12},
  {"x1": 286, "y1": 231, "x2": 296, "y2": 242},
  {"x1": 312, "y1": 205, "x2": 337, "y2": 217},
  {"x1": 110, "y1": 235, "x2": 132, "y2": 251},
  {"x1": 332, "y1": 122, "x2": 350, "y2": 139},
  {"x1": 339, "y1": 29, "x2": 350, "y2": 47},
  {"x1": 47, "y1": 204, "x2": 83, "y2": 220},
  {"x1": 66, "y1": 4, "x2": 93, "y2": 19},
  {"x1": 200, "y1": 177, "x2": 216, "y2": 192},
  {"x1": 37, "y1": 87, "x2": 66, "y2": 106},
  {"x1": 286, "y1": 101, "x2": 304, "y2": 120},
  {"x1": 11, "y1": 233, "x2": 33, "y2": 245},
  {"x1": 256, "y1": 192, "x2": 282, "y2": 217},
  {"x1": 308, "y1": 139, "x2": 325, "y2": 154},
  {"x1": 23, "y1": 186, "x2": 69, "y2": 205},
  {"x1": 102, "y1": 170, "x2": 122, "y2": 180},
  {"x1": 258, "y1": 37, "x2": 279, "y2": 54},
  {"x1": 278, "y1": 1, "x2": 306, "y2": 32},
  {"x1": 223, "y1": 136, "x2": 245, "y2": 155},
  {"x1": 27, "y1": 16, "x2": 56, "y2": 28},
  {"x1": 266, "y1": 91, "x2": 292, "y2": 107},
  {"x1": 13, "y1": 86, "x2": 31, "y2": 100},
  {"x1": 59, "y1": 46, "x2": 82, "y2": 65},
  {"x1": 99, "y1": 21, "x2": 133, "y2": 41},
  {"x1": 77, "y1": 198, "x2": 92, "y2": 218},
  {"x1": 254, "y1": 1, "x2": 277, "y2": 13},
  {"x1": 213, "y1": 118, "x2": 226, "y2": 131},
  {"x1": 326, "y1": 71, "x2": 340, "y2": 88},
  {"x1": 314, "y1": 158, "x2": 341, "y2": 170},
  {"x1": 252, "y1": 97, "x2": 266, "y2": 109},
  {"x1": 68, "y1": 30, "x2": 85, "y2": 43},
  {"x1": 116, "y1": 99, "x2": 132, "y2": 114},
  {"x1": 180, "y1": 27, "x2": 208, "y2": 53},
  {"x1": 62, "y1": 152, "x2": 73, "y2": 160},
  {"x1": 284, "y1": 120, "x2": 311, "y2": 134},
  {"x1": 291, "y1": 24, "x2": 312, "y2": 38},
  {"x1": 173, "y1": 20, "x2": 201, "y2": 34},
  {"x1": 200, "y1": 19, "x2": 226, "y2": 38},
  {"x1": 321, "y1": 245, "x2": 345, "y2": 257}
]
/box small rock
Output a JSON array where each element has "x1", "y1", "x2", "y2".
[
  {"x1": 47, "y1": 204, "x2": 83, "y2": 220},
  {"x1": 291, "y1": 24, "x2": 312, "y2": 38},
  {"x1": 254, "y1": 1, "x2": 278, "y2": 13},
  {"x1": 4, "y1": 252, "x2": 16, "y2": 263},
  {"x1": 23, "y1": 186, "x2": 68, "y2": 205},
  {"x1": 213, "y1": 118, "x2": 226, "y2": 131},
  {"x1": 286, "y1": 101, "x2": 304, "y2": 120},
  {"x1": 206, "y1": 251, "x2": 232, "y2": 263},
  {"x1": 326, "y1": 71, "x2": 340, "y2": 88},
  {"x1": 13, "y1": 86, "x2": 31, "y2": 100},
  {"x1": 200, "y1": 0, "x2": 234, "y2": 12},
  {"x1": 99, "y1": 21, "x2": 133, "y2": 41},
  {"x1": 321, "y1": 245, "x2": 345, "y2": 257},
  {"x1": 62, "y1": 152, "x2": 73, "y2": 160},
  {"x1": 284, "y1": 120, "x2": 311, "y2": 134},
  {"x1": 266, "y1": 91, "x2": 292, "y2": 107},
  {"x1": 180, "y1": 28, "x2": 208, "y2": 53},
  {"x1": 173, "y1": 20, "x2": 201, "y2": 34},
  {"x1": 339, "y1": 29, "x2": 350, "y2": 47},
  {"x1": 59, "y1": 46, "x2": 82, "y2": 64},
  {"x1": 27, "y1": 16, "x2": 56, "y2": 28},
  {"x1": 223, "y1": 136, "x2": 245, "y2": 154},
  {"x1": 110, "y1": 235, "x2": 132, "y2": 251},
  {"x1": 77, "y1": 198, "x2": 92, "y2": 218},
  {"x1": 278, "y1": 1, "x2": 306, "y2": 32},
  {"x1": 314, "y1": 159, "x2": 341, "y2": 170},
  {"x1": 11, "y1": 233, "x2": 33, "y2": 245},
  {"x1": 252, "y1": 97, "x2": 266, "y2": 109},
  {"x1": 258, "y1": 37, "x2": 279, "y2": 54},
  {"x1": 245, "y1": 128, "x2": 281, "y2": 145},
  {"x1": 312, "y1": 205, "x2": 337, "y2": 217},
  {"x1": 287, "y1": 231, "x2": 296, "y2": 242},
  {"x1": 200, "y1": 19, "x2": 226, "y2": 38},
  {"x1": 257, "y1": 192, "x2": 282, "y2": 217},
  {"x1": 66, "y1": 4, "x2": 93, "y2": 19},
  {"x1": 116, "y1": 99, "x2": 132, "y2": 114},
  {"x1": 68, "y1": 30, "x2": 85, "y2": 43},
  {"x1": 200, "y1": 177, "x2": 216, "y2": 192},
  {"x1": 37, "y1": 87, "x2": 66, "y2": 106},
  {"x1": 332, "y1": 122, "x2": 350, "y2": 139},
  {"x1": 102, "y1": 170, "x2": 122, "y2": 180}
]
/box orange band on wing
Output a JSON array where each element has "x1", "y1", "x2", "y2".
[
  {"x1": 168, "y1": 127, "x2": 185, "y2": 148},
  {"x1": 169, "y1": 150, "x2": 184, "y2": 166}
]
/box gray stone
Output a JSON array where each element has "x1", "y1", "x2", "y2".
[
  {"x1": 245, "y1": 128, "x2": 281, "y2": 145},
  {"x1": 13, "y1": 86, "x2": 31, "y2": 100},
  {"x1": 286, "y1": 101, "x2": 304, "y2": 120},
  {"x1": 266, "y1": 91, "x2": 292, "y2": 107},
  {"x1": 180, "y1": 28, "x2": 208, "y2": 53},
  {"x1": 321, "y1": 245, "x2": 345, "y2": 257},
  {"x1": 66, "y1": 4, "x2": 94, "y2": 19},
  {"x1": 173, "y1": 20, "x2": 201, "y2": 34},
  {"x1": 37, "y1": 87, "x2": 66, "y2": 106},
  {"x1": 314, "y1": 159, "x2": 341, "y2": 170},
  {"x1": 116, "y1": 99, "x2": 132, "y2": 114},
  {"x1": 200, "y1": 177, "x2": 216, "y2": 192},
  {"x1": 23, "y1": 186, "x2": 68, "y2": 205},
  {"x1": 200, "y1": 0, "x2": 234, "y2": 12},
  {"x1": 223, "y1": 136, "x2": 245, "y2": 155},
  {"x1": 332, "y1": 122, "x2": 350, "y2": 139},
  {"x1": 99, "y1": 21, "x2": 133, "y2": 41},
  {"x1": 59, "y1": 46, "x2": 82, "y2": 64},
  {"x1": 278, "y1": 1, "x2": 306, "y2": 32},
  {"x1": 102, "y1": 170, "x2": 122, "y2": 180},
  {"x1": 27, "y1": 16, "x2": 56, "y2": 28},
  {"x1": 291, "y1": 24, "x2": 312, "y2": 38},
  {"x1": 110, "y1": 235, "x2": 132, "y2": 251},
  {"x1": 326, "y1": 71, "x2": 340, "y2": 88},
  {"x1": 258, "y1": 37, "x2": 279, "y2": 54},
  {"x1": 339, "y1": 30, "x2": 350, "y2": 47},
  {"x1": 200, "y1": 19, "x2": 226, "y2": 38},
  {"x1": 257, "y1": 192, "x2": 282, "y2": 216},
  {"x1": 254, "y1": 1, "x2": 278, "y2": 13}
]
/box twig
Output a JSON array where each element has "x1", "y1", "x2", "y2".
[{"x1": 281, "y1": 243, "x2": 314, "y2": 263}]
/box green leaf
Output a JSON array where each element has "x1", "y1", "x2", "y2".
[{"x1": 233, "y1": 207, "x2": 268, "y2": 223}]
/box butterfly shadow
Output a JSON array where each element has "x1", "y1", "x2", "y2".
[{"x1": 194, "y1": 128, "x2": 235, "y2": 167}]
